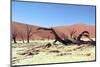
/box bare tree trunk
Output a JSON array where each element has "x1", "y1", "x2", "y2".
[
  {"x1": 12, "y1": 32, "x2": 17, "y2": 43},
  {"x1": 13, "y1": 37, "x2": 17, "y2": 43},
  {"x1": 12, "y1": 24, "x2": 18, "y2": 43},
  {"x1": 37, "y1": 27, "x2": 91, "y2": 46},
  {"x1": 21, "y1": 37, "x2": 24, "y2": 43},
  {"x1": 22, "y1": 39, "x2": 24, "y2": 43},
  {"x1": 18, "y1": 31, "x2": 25, "y2": 43},
  {"x1": 27, "y1": 36, "x2": 29, "y2": 43},
  {"x1": 26, "y1": 24, "x2": 33, "y2": 43}
]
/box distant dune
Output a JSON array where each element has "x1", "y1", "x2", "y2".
[{"x1": 12, "y1": 21, "x2": 95, "y2": 40}]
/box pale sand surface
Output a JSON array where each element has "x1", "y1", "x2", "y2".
[{"x1": 12, "y1": 40, "x2": 95, "y2": 66}]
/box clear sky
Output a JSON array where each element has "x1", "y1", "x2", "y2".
[{"x1": 12, "y1": 1, "x2": 96, "y2": 27}]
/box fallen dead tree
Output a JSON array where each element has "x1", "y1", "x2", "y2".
[{"x1": 37, "y1": 27, "x2": 95, "y2": 46}]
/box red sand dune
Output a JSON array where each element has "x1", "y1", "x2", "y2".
[{"x1": 12, "y1": 22, "x2": 96, "y2": 40}]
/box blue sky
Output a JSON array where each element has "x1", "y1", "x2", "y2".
[{"x1": 12, "y1": 1, "x2": 96, "y2": 27}]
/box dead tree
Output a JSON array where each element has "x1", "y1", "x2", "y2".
[
  {"x1": 71, "y1": 31, "x2": 95, "y2": 46},
  {"x1": 18, "y1": 31, "x2": 25, "y2": 43},
  {"x1": 12, "y1": 32, "x2": 17, "y2": 43},
  {"x1": 64, "y1": 29, "x2": 77, "y2": 44},
  {"x1": 38, "y1": 27, "x2": 94, "y2": 46},
  {"x1": 80, "y1": 34, "x2": 96, "y2": 46},
  {"x1": 26, "y1": 24, "x2": 33, "y2": 43},
  {"x1": 12, "y1": 23, "x2": 18, "y2": 43},
  {"x1": 38, "y1": 27, "x2": 72, "y2": 45},
  {"x1": 69, "y1": 29, "x2": 77, "y2": 39},
  {"x1": 75, "y1": 31, "x2": 90, "y2": 45},
  {"x1": 77, "y1": 31, "x2": 89, "y2": 41}
]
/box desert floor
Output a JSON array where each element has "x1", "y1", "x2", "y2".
[{"x1": 12, "y1": 40, "x2": 96, "y2": 66}]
